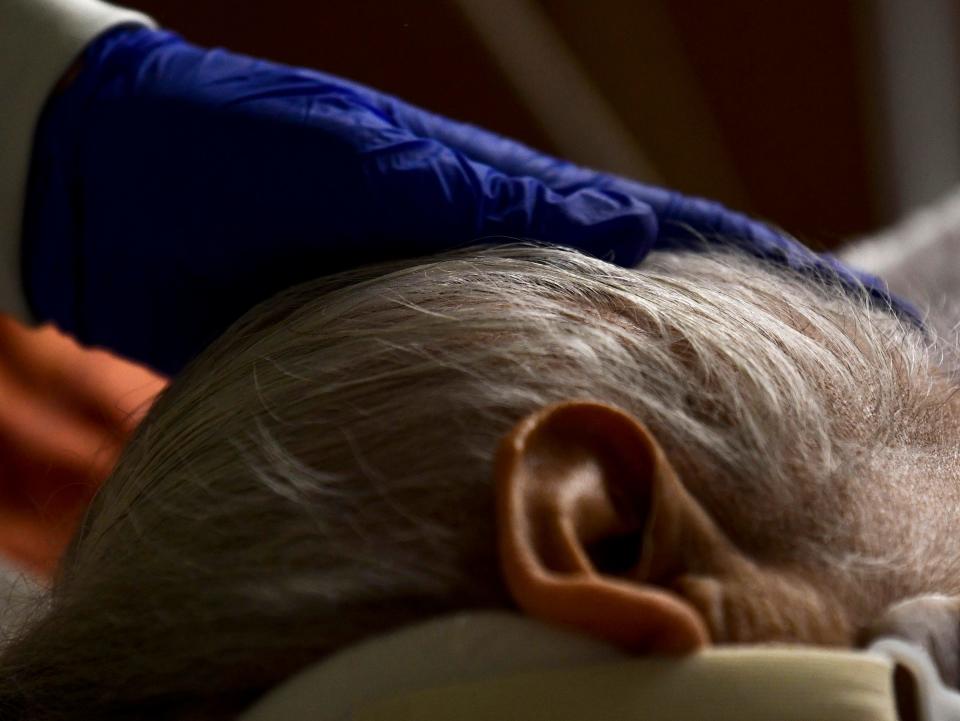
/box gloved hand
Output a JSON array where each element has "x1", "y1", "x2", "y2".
[{"x1": 23, "y1": 27, "x2": 916, "y2": 376}]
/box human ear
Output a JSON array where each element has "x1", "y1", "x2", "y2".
[{"x1": 494, "y1": 400, "x2": 732, "y2": 654}]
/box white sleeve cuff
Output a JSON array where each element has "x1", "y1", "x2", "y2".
[{"x1": 0, "y1": 0, "x2": 156, "y2": 325}]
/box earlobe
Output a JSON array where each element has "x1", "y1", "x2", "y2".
[{"x1": 494, "y1": 400, "x2": 714, "y2": 654}]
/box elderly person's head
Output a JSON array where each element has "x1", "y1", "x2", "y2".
[{"x1": 1, "y1": 243, "x2": 958, "y2": 720}]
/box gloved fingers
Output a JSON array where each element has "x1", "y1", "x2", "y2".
[
  {"x1": 358, "y1": 89, "x2": 757, "y2": 242},
  {"x1": 354, "y1": 79, "x2": 802, "y2": 250},
  {"x1": 370, "y1": 85, "x2": 808, "y2": 263},
  {"x1": 360, "y1": 138, "x2": 659, "y2": 267},
  {"x1": 366, "y1": 93, "x2": 598, "y2": 191},
  {"x1": 228, "y1": 46, "x2": 639, "y2": 196}
]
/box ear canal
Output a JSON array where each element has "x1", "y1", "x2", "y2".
[{"x1": 495, "y1": 400, "x2": 712, "y2": 653}]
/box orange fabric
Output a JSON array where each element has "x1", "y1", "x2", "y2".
[{"x1": 0, "y1": 315, "x2": 167, "y2": 579}]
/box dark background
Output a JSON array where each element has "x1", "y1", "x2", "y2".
[{"x1": 119, "y1": 0, "x2": 960, "y2": 250}]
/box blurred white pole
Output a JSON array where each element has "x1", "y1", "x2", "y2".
[
  {"x1": 874, "y1": 0, "x2": 960, "y2": 215},
  {"x1": 451, "y1": 0, "x2": 661, "y2": 183}
]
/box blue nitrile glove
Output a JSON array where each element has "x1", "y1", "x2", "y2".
[{"x1": 22, "y1": 26, "x2": 920, "y2": 376}]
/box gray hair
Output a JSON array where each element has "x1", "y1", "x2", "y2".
[{"x1": 0, "y1": 242, "x2": 958, "y2": 720}]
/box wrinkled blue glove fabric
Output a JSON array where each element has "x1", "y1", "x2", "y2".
[{"x1": 22, "y1": 26, "x2": 922, "y2": 376}]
